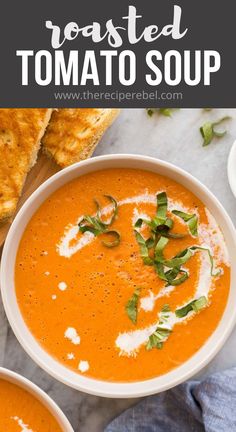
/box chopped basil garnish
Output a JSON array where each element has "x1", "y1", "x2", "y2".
[
  {"x1": 94, "y1": 194, "x2": 118, "y2": 226},
  {"x1": 161, "y1": 304, "x2": 171, "y2": 313},
  {"x1": 146, "y1": 305, "x2": 172, "y2": 350},
  {"x1": 135, "y1": 192, "x2": 181, "y2": 238},
  {"x1": 78, "y1": 195, "x2": 120, "y2": 247},
  {"x1": 200, "y1": 116, "x2": 231, "y2": 147},
  {"x1": 125, "y1": 287, "x2": 141, "y2": 324},
  {"x1": 154, "y1": 243, "x2": 219, "y2": 286},
  {"x1": 162, "y1": 248, "x2": 193, "y2": 268},
  {"x1": 172, "y1": 210, "x2": 198, "y2": 237},
  {"x1": 134, "y1": 230, "x2": 153, "y2": 265},
  {"x1": 146, "y1": 327, "x2": 171, "y2": 350},
  {"x1": 154, "y1": 236, "x2": 169, "y2": 261},
  {"x1": 156, "y1": 191, "x2": 168, "y2": 220},
  {"x1": 134, "y1": 191, "x2": 219, "y2": 288},
  {"x1": 190, "y1": 246, "x2": 221, "y2": 276},
  {"x1": 147, "y1": 315, "x2": 172, "y2": 350},
  {"x1": 175, "y1": 296, "x2": 208, "y2": 318},
  {"x1": 165, "y1": 268, "x2": 189, "y2": 286}
]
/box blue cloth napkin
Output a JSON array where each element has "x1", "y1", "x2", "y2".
[{"x1": 105, "y1": 367, "x2": 236, "y2": 432}]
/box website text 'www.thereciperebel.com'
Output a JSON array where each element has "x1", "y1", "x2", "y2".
[{"x1": 54, "y1": 90, "x2": 183, "y2": 102}]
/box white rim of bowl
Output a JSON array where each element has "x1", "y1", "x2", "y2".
[
  {"x1": 0, "y1": 367, "x2": 74, "y2": 431},
  {"x1": 1, "y1": 154, "x2": 236, "y2": 398},
  {"x1": 227, "y1": 140, "x2": 236, "y2": 198}
]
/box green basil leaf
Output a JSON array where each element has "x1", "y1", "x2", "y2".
[
  {"x1": 146, "y1": 108, "x2": 176, "y2": 118},
  {"x1": 191, "y1": 296, "x2": 208, "y2": 312},
  {"x1": 154, "y1": 236, "x2": 169, "y2": 261},
  {"x1": 159, "y1": 108, "x2": 172, "y2": 117},
  {"x1": 154, "y1": 262, "x2": 168, "y2": 282},
  {"x1": 135, "y1": 217, "x2": 157, "y2": 232},
  {"x1": 165, "y1": 268, "x2": 189, "y2": 286},
  {"x1": 95, "y1": 195, "x2": 118, "y2": 226},
  {"x1": 162, "y1": 248, "x2": 193, "y2": 268},
  {"x1": 172, "y1": 210, "x2": 198, "y2": 237},
  {"x1": 78, "y1": 215, "x2": 105, "y2": 235},
  {"x1": 190, "y1": 246, "x2": 221, "y2": 276},
  {"x1": 134, "y1": 218, "x2": 144, "y2": 228},
  {"x1": 146, "y1": 327, "x2": 171, "y2": 350},
  {"x1": 146, "y1": 237, "x2": 155, "y2": 249},
  {"x1": 156, "y1": 192, "x2": 168, "y2": 220},
  {"x1": 134, "y1": 230, "x2": 153, "y2": 265},
  {"x1": 146, "y1": 335, "x2": 163, "y2": 350},
  {"x1": 79, "y1": 195, "x2": 120, "y2": 248},
  {"x1": 154, "y1": 217, "x2": 173, "y2": 232},
  {"x1": 200, "y1": 122, "x2": 214, "y2": 146},
  {"x1": 125, "y1": 287, "x2": 141, "y2": 324},
  {"x1": 188, "y1": 214, "x2": 198, "y2": 237},
  {"x1": 172, "y1": 210, "x2": 194, "y2": 222},
  {"x1": 175, "y1": 296, "x2": 207, "y2": 318},
  {"x1": 161, "y1": 304, "x2": 171, "y2": 312},
  {"x1": 79, "y1": 225, "x2": 101, "y2": 236},
  {"x1": 104, "y1": 195, "x2": 118, "y2": 225},
  {"x1": 165, "y1": 232, "x2": 186, "y2": 239},
  {"x1": 212, "y1": 116, "x2": 231, "y2": 137},
  {"x1": 200, "y1": 116, "x2": 231, "y2": 147},
  {"x1": 147, "y1": 108, "x2": 155, "y2": 117},
  {"x1": 101, "y1": 230, "x2": 120, "y2": 248}
]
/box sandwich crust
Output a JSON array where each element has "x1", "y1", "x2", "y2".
[
  {"x1": 42, "y1": 108, "x2": 120, "y2": 167},
  {"x1": 0, "y1": 108, "x2": 52, "y2": 222}
]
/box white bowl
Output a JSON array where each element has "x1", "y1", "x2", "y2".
[
  {"x1": 0, "y1": 367, "x2": 73, "y2": 431},
  {"x1": 1, "y1": 154, "x2": 236, "y2": 398},
  {"x1": 227, "y1": 140, "x2": 236, "y2": 198}
]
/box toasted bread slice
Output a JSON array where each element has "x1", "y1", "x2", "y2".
[
  {"x1": 0, "y1": 108, "x2": 52, "y2": 222},
  {"x1": 42, "y1": 108, "x2": 120, "y2": 168}
]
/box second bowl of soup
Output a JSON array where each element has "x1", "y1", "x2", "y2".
[
  {"x1": 0, "y1": 367, "x2": 73, "y2": 431},
  {"x1": 1, "y1": 155, "x2": 236, "y2": 397}
]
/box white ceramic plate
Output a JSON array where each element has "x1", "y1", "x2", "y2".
[
  {"x1": 0, "y1": 367, "x2": 73, "y2": 431},
  {"x1": 227, "y1": 140, "x2": 236, "y2": 198},
  {"x1": 1, "y1": 154, "x2": 236, "y2": 398}
]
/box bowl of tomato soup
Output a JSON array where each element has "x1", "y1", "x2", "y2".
[
  {"x1": 1, "y1": 154, "x2": 236, "y2": 397},
  {"x1": 0, "y1": 367, "x2": 73, "y2": 431}
]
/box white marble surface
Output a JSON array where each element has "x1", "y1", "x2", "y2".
[{"x1": 1, "y1": 108, "x2": 236, "y2": 431}]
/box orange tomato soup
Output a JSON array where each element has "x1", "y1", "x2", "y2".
[
  {"x1": 15, "y1": 169, "x2": 230, "y2": 382},
  {"x1": 0, "y1": 378, "x2": 62, "y2": 431}
]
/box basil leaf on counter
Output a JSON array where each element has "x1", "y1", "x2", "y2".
[
  {"x1": 172, "y1": 210, "x2": 198, "y2": 237},
  {"x1": 200, "y1": 116, "x2": 231, "y2": 147},
  {"x1": 159, "y1": 108, "x2": 173, "y2": 117},
  {"x1": 146, "y1": 108, "x2": 175, "y2": 117},
  {"x1": 147, "y1": 108, "x2": 156, "y2": 117},
  {"x1": 175, "y1": 296, "x2": 207, "y2": 318},
  {"x1": 125, "y1": 287, "x2": 141, "y2": 324}
]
